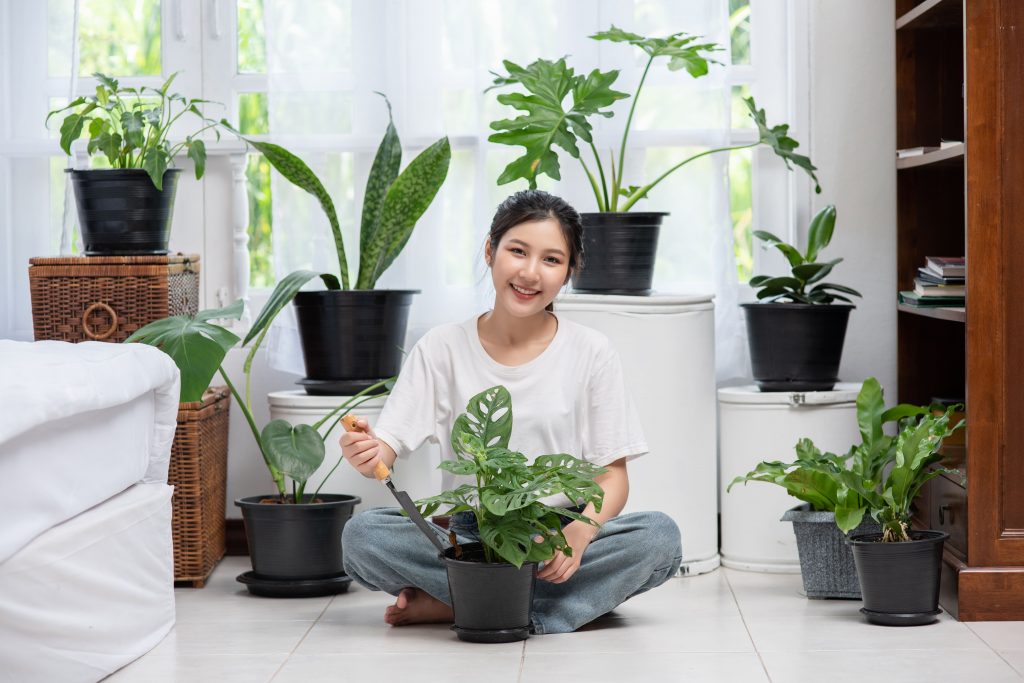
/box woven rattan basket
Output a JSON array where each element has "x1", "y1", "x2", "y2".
[
  {"x1": 28, "y1": 254, "x2": 199, "y2": 343},
  {"x1": 171, "y1": 387, "x2": 230, "y2": 587}
]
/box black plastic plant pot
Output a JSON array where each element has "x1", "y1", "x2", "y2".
[
  {"x1": 293, "y1": 289, "x2": 418, "y2": 396},
  {"x1": 442, "y1": 543, "x2": 537, "y2": 643},
  {"x1": 67, "y1": 168, "x2": 181, "y2": 255},
  {"x1": 741, "y1": 302, "x2": 854, "y2": 392},
  {"x1": 234, "y1": 494, "x2": 360, "y2": 582},
  {"x1": 571, "y1": 212, "x2": 666, "y2": 295},
  {"x1": 848, "y1": 530, "x2": 949, "y2": 626}
]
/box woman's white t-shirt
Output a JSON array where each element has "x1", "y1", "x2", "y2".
[{"x1": 373, "y1": 313, "x2": 648, "y2": 508}]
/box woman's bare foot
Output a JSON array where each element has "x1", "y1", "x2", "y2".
[{"x1": 383, "y1": 588, "x2": 454, "y2": 626}]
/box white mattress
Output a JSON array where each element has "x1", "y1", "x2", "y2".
[
  {"x1": 0, "y1": 341, "x2": 179, "y2": 563},
  {"x1": 0, "y1": 481, "x2": 175, "y2": 683}
]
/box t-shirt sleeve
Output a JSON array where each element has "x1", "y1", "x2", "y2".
[
  {"x1": 372, "y1": 339, "x2": 438, "y2": 459},
  {"x1": 582, "y1": 350, "x2": 649, "y2": 466}
]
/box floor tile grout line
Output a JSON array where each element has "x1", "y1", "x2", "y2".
[
  {"x1": 964, "y1": 622, "x2": 1024, "y2": 679},
  {"x1": 723, "y1": 569, "x2": 775, "y2": 683},
  {"x1": 267, "y1": 594, "x2": 337, "y2": 682},
  {"x1": 517, "y1": 640, "x2": 526, "y2": 683}
]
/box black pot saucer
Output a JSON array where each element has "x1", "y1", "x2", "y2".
[
  {"x1": 860, "y1": 607, "x2": 942, "y2": 626},
  {"x1": 236, "y1": 570, "x2": 352, "y2": 598},
  {"x1": 296, "y1": 378, "x2": 389, "y2": 396},
  {"x1": 450, "y1": 624, "x2": 531, "y2": 643}
]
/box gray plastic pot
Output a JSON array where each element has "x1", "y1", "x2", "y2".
[{"x1": 782, "y1": 504, "x2": 880, "y2": 599}]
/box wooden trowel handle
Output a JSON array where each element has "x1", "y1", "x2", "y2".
[{"x1": 341, "y1": 413, "x2": 391, "y2": 481}]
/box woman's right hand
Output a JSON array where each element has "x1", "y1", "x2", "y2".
[{"x1": 340, "y1": 418, "x2": 384, "y2": 478}]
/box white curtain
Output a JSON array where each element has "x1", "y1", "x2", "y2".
[{"x1": 263, "y1": 0, "x2": 746, "y2": 381}]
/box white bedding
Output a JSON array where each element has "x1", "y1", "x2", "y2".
[
  {"x1": 0, "y1": 340, "x2": 179, "y2": 563},
  {"x1": 0, "y1": 481, "x2": 175, "y2": 683}
]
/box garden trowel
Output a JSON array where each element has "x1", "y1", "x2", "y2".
[{"x1": 342, "y1": 415, "x2": 447, "y2": 553}]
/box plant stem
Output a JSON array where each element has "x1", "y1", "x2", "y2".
[
  {"x1": 579, "y1": 156, "x2": 606, "y2": 213},
  {"x1": 588, "y1": 141, "x2": 610, "y2": 210},
  {"x1": 218, "y1": 366, "x2": 285, "y2": 495},
  {"x1": 619, "y1": 142, "x2": 759, "y2": 212},
  {"x1": 614, "y1": 55, "x2": 654, "y2": 210}
]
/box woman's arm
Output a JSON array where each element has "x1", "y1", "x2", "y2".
[{"x1": 536, "y1": 456, "x2": 629, "y2": 584}]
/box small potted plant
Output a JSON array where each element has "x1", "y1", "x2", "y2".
[
  {"x1": 728, "y1": 378, "x2": 925, "y2": 599},
  {"x1": 128, "y1": 271, "x2": 388, "y2": 597},
  {"x1": 837, "y1": 404, "x2": 964, "y2": 626},
  {"x1": 414, "y1": 385, "x2": 607, "y2": 643},
  {"x1": 47, "y1": 72, "x2": 218, "y2": 255},
  {"x1": 743, "y1": 204, "x2": 861, "y2": 391},
  {"x1": 223, "y1": 95, "x2": 450, "y2": 395},
  {"x1": 487, "y1": 27, "x2": 820, "y2": 293}
]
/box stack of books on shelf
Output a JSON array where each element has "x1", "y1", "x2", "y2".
[{"x1": 899, "y1": 256, "x2": 965, "y2": 308}]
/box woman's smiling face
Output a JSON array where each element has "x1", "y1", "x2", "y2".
[{"x1": 486, "y1": 217, "x2": 571, "y2": 317}]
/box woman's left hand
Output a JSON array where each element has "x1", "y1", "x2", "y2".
[{"x1": 536, "y1": 521, "x2": 598, "y2": 584}]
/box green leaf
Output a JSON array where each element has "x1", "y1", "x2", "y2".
[
  {"x1": 487, "y1": 57, "x2": 628, "y2": 188},
  {"x1": 187, "y1": 139, "x2": 206, "y2": 179},
  {"x1": 834, "y1": 505, "x2": 867, "y2": 533},
  {"x1": 125, "y1": 301, "x2": 243, "y2": 402},
  {"x1": 458, "y1": 385, "x2": 513, "y2": 451},
  {"x1": 58, "y1": 114, "x2": 88, "y2": 155},
  {"x1": 744, "y1": 96, "x2": 821, "y2": 193},
  {"x1": 243, "y1": 269, "x2": 322, "y2": 346},
  {"x1": 792, "y1": 259, "x2": 840, "y2": 286},
  {"x1": 359, "y1": 94, "x2": 402, "y2": 274},
  {"x1": 589, "y1": 26, "x2": 723, "y2": 77},
  {"x1": 356, "y1": 136, "x2": 450, "y2": 288},
  {"x1": 122, "y1": 110, "x2": 146, "y2": 150},
  {"x1": 438, "y1": 458, "x2": 481, "y2": 476},
  {"x1": 244, "y1": 139, "x2": 349, "y2": 289},
  {"x1": 805, "y1": 204, "x2": 837, "y2": 261},
  {"x1": 812, "y1": 282, "x2": 862, "y2": 298},
  {"x1": 260, "y1": 420, "x2": 325, "y2": 488},
  {"x1": 752, "y1": 230, "x2": 805, "y2": 267},
  {"x1": 141, "y1": 148, "x2": 168, "y2": 190}
]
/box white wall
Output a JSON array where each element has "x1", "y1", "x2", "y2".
[{"x1": 799, "y1": 0, "x2": 897, "y2": 400}]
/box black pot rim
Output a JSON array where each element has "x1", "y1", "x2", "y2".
[
  {"x1": 848, "y1": 529, "x2": 949, "y2": 546},
  {"x1": 65, "y1": 167, "x2": 182, "y2": 177},
  {"x1": 294, "y1": 289, "x2": 421, "y2": 301},
  {"x1": 441, "y1": 543, "x2": 538, "y2": 570},
  {"x1": 234, "y1": 493, "x2": 361, "y2": 509},
  {"x1": 741, "y1": 301, "x2": 856, "y2": 310},
  {"x1": 580, "y1": 211, "x2": 670, "y2": 218}
]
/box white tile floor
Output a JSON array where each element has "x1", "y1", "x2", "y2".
[{"x1": 106, "y1": 556, "x2": 1024, "y2": 683}]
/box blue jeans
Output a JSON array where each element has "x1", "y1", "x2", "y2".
[{"x1": 341, "y1": 507, "x2": 683, "y2": 634}]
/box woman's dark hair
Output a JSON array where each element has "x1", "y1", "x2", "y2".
[{"x1": 488, "y1": 190, "x2": 584, "y2": 310}]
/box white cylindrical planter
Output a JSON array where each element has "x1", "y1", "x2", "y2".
[
  {"x1": 267, "y1": 391, "x2": 442, "y2": 513},
  {"x1": 718, "y1": 383, "x2": 863, "y2": 572},
  {"x1": 555, "y1": 292, "x2": 719, "y2": 575}
]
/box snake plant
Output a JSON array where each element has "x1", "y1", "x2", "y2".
[
  {"x1": 226, "y1": 94, "x2": 450, "y2": 290},
  {"x1": 487, "y1": 26, "x2": 820, "y2": 212}
]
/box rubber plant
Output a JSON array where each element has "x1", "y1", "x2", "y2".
[
  {"x1": 414, "y1": 385, "x2": 607, "y2": 568},
  {"x1": 728, "y1": 377, "x2": 930, "y2": 526},
  {"x1": 487, "y1": 26, "x2": 820, "y2": 212},
  {"x1": 47, "y1": 72, "x2": 216, "y2": 189},
  {"x1": 126, "y1": 270, "x2": 391, "y2": 503},
  {"x1": 748, "y1": 204, "x2": 862, "y2": 304},
  {"x1": 222, "y1": 94, "x2": 450, "y2": 291}
]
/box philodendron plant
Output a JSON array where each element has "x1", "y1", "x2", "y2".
[
  {"x1": 223, "y1": 94, "x2": 450, "y2": 290},
  {"x1": 729, "y1": 378, "x2": 932, "y2": 526},
  {"x1": 47, "y1": 72, "x2": 217, "y2": 190},
  {"x1": 749, "y1": 204, "x2": 862, "y2": 304},
  {"x1": 127, "y1": 270, "x2": 390, "y2": 503},
  {"x1": 729, "y1": 377, "x2": 964, "y2": 542},
  {"x1": 415, "y1": 386, "x2": 607, "y2": 568},
  {"x1": 487, "y1": 26, "x2": 820, "y2": 212}
]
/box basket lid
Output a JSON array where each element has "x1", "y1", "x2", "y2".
[{"x1": 29, "y1": 253, "x2": 200, "y2": 266}]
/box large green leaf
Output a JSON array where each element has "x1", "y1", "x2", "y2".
[
  {"x1": 456, "y1": 385, "x2": 513, "y2": 452},
  {"x1": 752, "y1": 230, "x2": 805, "y2": 267},
  {"x1": 141, "y1": 148, "x2": 168, "y2": 190},
  {"x1": 487, "y1": 57, "x2": 628, "y2": 188},
  {"x1": 260, "y1": 420, "x2": 325, "y2": 488},
  {"x1": 744, "y1": 96, "x2": 821, "y2": 193},
  {"x1": 356, "y1": 136, "x2": 450, "y2": 288},
  {"x1": 589, "y1": 26, "x2": 722, "y2": 77},
  {"x1": 125, "y1": 300, "x2": 243, "y2": 402},
  {"x1": 242, "y1": 137, "x2": 349, "y2": 289},
  {"x1": 359, "y1": 94, "x2": 402, "y2": 267},
  {"x1": 805, "y1": 204, "x2": 837, "y2": 262}
]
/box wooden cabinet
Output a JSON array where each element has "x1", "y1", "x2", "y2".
[{"x1": 897, "y1": 0, "x2": 1024, "y2": 620}]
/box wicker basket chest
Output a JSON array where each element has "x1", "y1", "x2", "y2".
[
  {"x1": 171, "y1": 387, "x2": 230, "y2": 587},
  {"x1": 28, "y1": 254, "x2": 199, "y2": 343}
]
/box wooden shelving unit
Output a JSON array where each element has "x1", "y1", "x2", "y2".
[{"x1": 896, "y1": 0, "x2": 1024, "y2": 621}]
